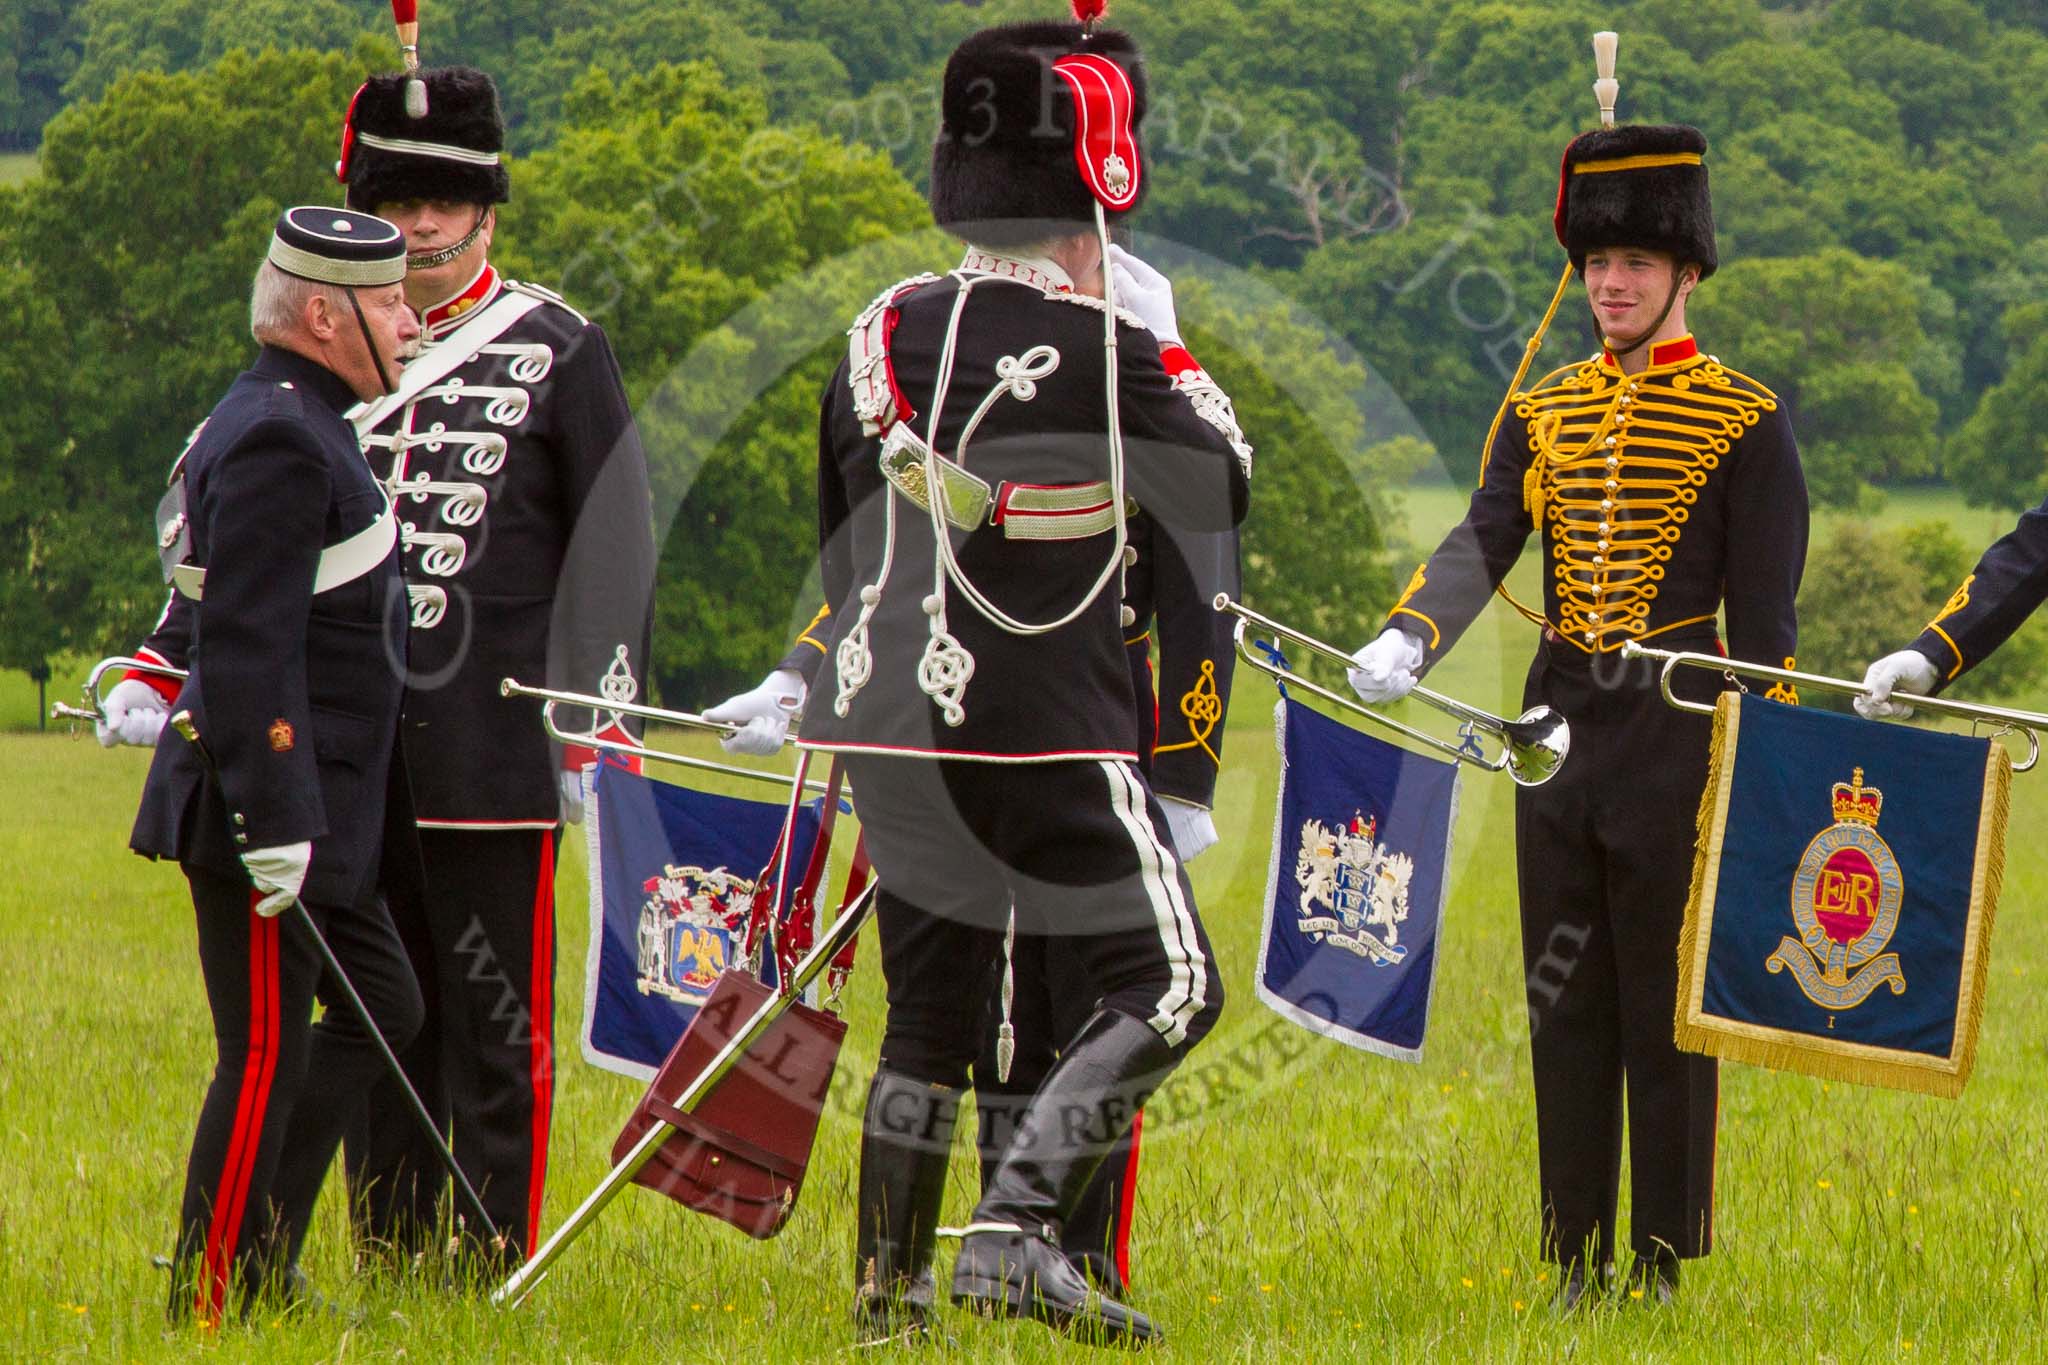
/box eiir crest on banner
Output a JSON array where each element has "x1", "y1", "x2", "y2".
[
  {"x1": 637, "y1": 865, "x2": 753, "y2": 1007},
  {"x1": 1767, "y1": 768, "x2": 1907, "y2": 1010},
  {"x1": 1295, "y1": 813, "x2": 1414, "y2": 966}
]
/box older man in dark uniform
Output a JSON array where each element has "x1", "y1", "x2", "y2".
[
  {"x1": 786, "y1": 13, "x2": 1250, "y2": 1346},
  {"x1": 131, "y1": 208, "x2": 422, "y2": 1325},
  {"x1": 1347, "y1": 124, "x2": 1808, "y2": 1306},
  {"x1": 110, "y1": 64, "x2": 656, "y2": 1268}
]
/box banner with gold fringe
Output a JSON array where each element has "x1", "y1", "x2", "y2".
[{"x1": 1676, "y1": 693, "x2": 2009, "y2": 1098}]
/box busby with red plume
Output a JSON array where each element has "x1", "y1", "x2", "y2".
[
  {"x1": 1554, "y1": 123, "x2": 1717, "y2": 279},
  {"x1": 338, "y1": 66, "x2": 511, "y2": 213},
  {"x1": 930, "y1": 6, "x2": 1148, "y2": 247}
]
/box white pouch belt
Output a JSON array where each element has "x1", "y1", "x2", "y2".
[{"x1": 172, "y1": 508, "x2": 397, "y2": 602}]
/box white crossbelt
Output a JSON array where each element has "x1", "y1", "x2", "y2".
[
  {"x1": 172, "y1": 503, "x2": 398, "y2": 602},
  {"x1": 346, "y1": 287, "x2": 546, "y2": 438}
]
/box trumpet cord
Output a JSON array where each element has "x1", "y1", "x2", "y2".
[{"x1": 1481, "y1": 262, "x2": 1576, "y2": 632}]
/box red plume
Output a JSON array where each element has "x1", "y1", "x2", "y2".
[
  {"x1": 390, "y1": 0, "x2": 418, "y2": 22},
  {"x1": 1071, "y1": 1, "x2": 1107, "y2": 26}
]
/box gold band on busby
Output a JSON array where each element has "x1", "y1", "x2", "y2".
[{"x1": 1552, "y1": 123, "x2": 1717, "y2": 280}]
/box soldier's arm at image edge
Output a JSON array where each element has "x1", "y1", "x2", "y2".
[{"x1": 1910, "y1": 495, "x2": 2048, "y2": 686}]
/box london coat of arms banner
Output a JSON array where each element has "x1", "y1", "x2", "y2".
[
  {"x1": 1676, "y1": 694, "x2": 2010, "y2": 1098},
  {"x1": 581, "y1": 759, "x2": 822, "y2": 1080},
  {"x1": 1255, "y1": 698, "x2": 1460, "y2": 1061}
]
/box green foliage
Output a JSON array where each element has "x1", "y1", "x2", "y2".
[
  {"x1": 0, "y1": 0, "x2": 80, "y2": 151},
  {"x1": 0, "y1": 44, "x2": 384, "y2": 678},
  {"x1": 1690, "y1": 248, "x2": 1943, "y2": 504},
  {"x1": 1946, "y1": 301, "x2": 2048, "y2": 507},
  {"x1": 62, "y1": 0, "x2": 374, "y2": 107},
  {"x1": 497, "y1": 63, "x2": 933, "y2": 702}
]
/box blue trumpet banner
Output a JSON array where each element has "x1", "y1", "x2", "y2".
[
  {"x1": 1254, "y1": 699, "x2": 1460, "y2": 1061},
  {"x1": 579, "y1": 759, "x2": 821, "y2": 1080},
  {"x1": 1677, "y1": 695, "x2": 2009, "y2": 1098}
]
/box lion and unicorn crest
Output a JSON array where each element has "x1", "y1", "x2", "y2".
[{"x1": 1295, "y1": 812, "x2": 1415, "y2": 966}]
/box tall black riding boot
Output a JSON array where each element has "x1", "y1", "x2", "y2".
[
  {"x1": 950, "y1": 1011, "x2": 1175, "y2": 1345},
  {"x1": 853, "y1": 1069, "x2": 960, "y2": 1346}
]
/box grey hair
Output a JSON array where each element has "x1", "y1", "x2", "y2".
[{"x1": 249, "y1": 262, "x2": 351, "y2": 345}]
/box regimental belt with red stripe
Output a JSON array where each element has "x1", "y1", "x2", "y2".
[{"x1": 877, "y1": 426, "x2": 1126, "y2": 542}]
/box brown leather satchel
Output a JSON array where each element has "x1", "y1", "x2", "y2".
[
  {"x1": 610, "y1": 968, "x2": 847, "y2": 1239},
  {"x1": 609, "y1": 760, "x2": 863, "y2": 1239}
]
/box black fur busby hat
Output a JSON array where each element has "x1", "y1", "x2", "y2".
[
  {"x1": 930, "y1": 17, "x2": 1148, "y2": 246},
  {"x1": 339, "y1": 66, "x2": 510, "y2": 212},
  {"x1": 1554, "y1": 124, "x2": 1716, "y2": 279}
]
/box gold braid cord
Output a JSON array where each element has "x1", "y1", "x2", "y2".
[{"x1": 1519, "y1": 351, "x2": 1778, "y2": 652}]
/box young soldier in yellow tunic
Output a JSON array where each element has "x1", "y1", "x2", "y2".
[{"x1": 1347, "y1": 124, "x2": 1808, "y2": 1306}]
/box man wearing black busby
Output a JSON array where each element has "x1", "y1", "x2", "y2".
[
  {"x1": 332, "y1": 59, "x2": 657, "y2": 1269},
  {"x1": 775, "y1": 2, "x2": 1251, "y2": 1345},
  {"x1": 131, "y1": 208, "x2": 424, "y2": 1324},
  {"x1": 112, "y1": 59, "x2": 657, "y2": 1270},
  {"x1": 1348, "y1": 102, "x2": 1808, "y2": 1305}
]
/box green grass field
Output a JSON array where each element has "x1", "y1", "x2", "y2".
[
  {"x1": 0, "y1": 151, "x2": 36, "y2": 185},
  {"x1": 7, "y1": 579, "x2": 2048, "y2": 1360}
]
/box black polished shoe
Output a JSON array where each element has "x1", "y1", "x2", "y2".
[
  {"x1": 1551, "y1": 1260, "x2": 1613, "y2": 1315},
  {"x1": 1625, "y1": 1254, "x2": 1679, "y2": 1306},
  {"x1": 950, "y1": 1223, "x2": 1157, "y2": 1345}
]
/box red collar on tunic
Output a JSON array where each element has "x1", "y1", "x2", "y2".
[
  {"x1": 422, "y1": 263, "x2": 501, "y2": 338},
  {"x1": 1600, "y1": 333, "x2": 1699, "y2": 371}
]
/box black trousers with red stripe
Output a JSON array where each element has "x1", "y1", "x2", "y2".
[
  {"x1": 345, "y1": 827, "x2": 559, "y2": 1260},
  {"x1": 173, "y1": 866, "x2": 420, "y2": 1323}
]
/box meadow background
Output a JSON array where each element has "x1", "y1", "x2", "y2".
[
  {"x1": 8, "y1": 526, "x2": 2048, "y2": 1362},
  {"x1": 5, "y1": 0, "x2": 2048, "y2": 1358}
]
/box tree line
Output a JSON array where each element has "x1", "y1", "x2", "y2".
[{"x1": 3, "y1": 0, "x2": 2045, "y2": 703}]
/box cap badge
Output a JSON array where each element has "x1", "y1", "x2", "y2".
[{"x1": 268, "y1": 719, "x2": 296, "y2": 752}]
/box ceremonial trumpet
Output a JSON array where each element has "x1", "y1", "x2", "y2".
[
  {"x1": 1214, "y1": 595, "x2": 1571, "y2": 787},
  {"x1": 1620, "y1": 641, "x2": 2048, "y2": 774},
  {"x1": 498, "y1": 678, "x2": 831, "y2": 795},
  {"x1": 50, "y1": 655, "x2": 189, "y2": 728}
]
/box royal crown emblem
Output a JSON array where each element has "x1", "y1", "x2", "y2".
[
  {"x1": 636, "y1": 863, "x2": 753, "y2": 1006},
  {"x1": 1295, "y1": 813, "x2": 1414, "y2": 966},
  {"x1": 1768, "y1": 768, "x2": 1907, "y2": 1010}
]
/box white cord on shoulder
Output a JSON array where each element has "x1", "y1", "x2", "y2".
[{"x1": 925, "y1": 202, "x2": 1131, "y2": 639}]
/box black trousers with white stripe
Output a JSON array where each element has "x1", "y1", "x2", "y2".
[{"x1": 842, "y1": 754, "x2": 1224, "y2": 1087}]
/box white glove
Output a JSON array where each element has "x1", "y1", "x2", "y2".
[
  {"x1": 559, "y1": 767, "x2": 586, "y2": 825},
  {"x1": 97, "y1": 678, "x2": 169, "y2": 749},
  {"x1": 240, "y1": 841, "x2": 311, "y2": 919},
  {"x1": 704, "y1": 669, "x2": 806, "y2": 757},
  {"x1": 1856, "y1": 649, "x2": 1940, "y2": 720},
  {"x1": 1160, "y1": 798, "x2": 1219, "y2": 864},
  {"x1": 1106, "y1": 244, "x2": 1181, "y2": 347},
  {"x1": 1348, "y1": 628, "x2": 1426, "y2": 705}
]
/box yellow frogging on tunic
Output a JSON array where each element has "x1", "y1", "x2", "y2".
[{"x1": 1518, "y1": 350, "x2": 1778, "y2": 653}]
